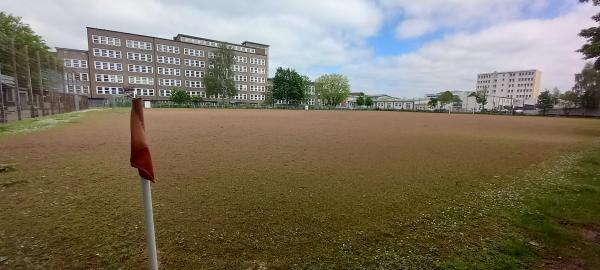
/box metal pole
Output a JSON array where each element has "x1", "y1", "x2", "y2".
[
  {"x1": 36, "y1": 51, "x2": 45, "y2": 116},
  {"x1": 23, "y1": 45, "x2": 36, "y2": 118},
  {"x1": 140, "y1": 178, "x2": 159, "y2": 270},
  {"x1": 0, "y1": 64, "x2": 5, "y2": 123},
  {"x1": 11, "y1": 37, "x2": 22, "y2": 120},
  {"x1": 47, "y1": 55, "x2": 54, "y2": 115},
  {"x1": 55, "y1": 58, "x2": 62, "y2": 113}
]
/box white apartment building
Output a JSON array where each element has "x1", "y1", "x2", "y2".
[{"x1": 475, "y1": 69, "x2": 541, "y2": 110}]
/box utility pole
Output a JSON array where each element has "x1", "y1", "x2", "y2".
[
  {"x1": 36, "y1": 51, "x2": 46, "y2": 116},
  {"x1": 23, "y1": 45, "x2": 37, "y2": 118},
  {"x1": 11, "y1": 37, "x2": 22, "y2": 120}
]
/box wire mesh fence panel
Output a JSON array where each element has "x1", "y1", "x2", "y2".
[{"x1": 0, "y1": 36, "x2": 90, "y2": 123}]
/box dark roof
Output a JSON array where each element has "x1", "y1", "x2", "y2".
[
  {"x1": 87, "y1": 27, "x2": 174, "y2": 42},
  {"x1": 242, "y1": 41, "x2": 270, "y2": 48},
  {"x1": 175, "y1": 34, "x2": 267, "y2": 49},
  {"x1": 55, "y1": 47, "x2": 88, "y2": 53}
]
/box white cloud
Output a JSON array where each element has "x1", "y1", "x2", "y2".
[
  {"x1": 1, "y1": 0, "x2": 383, "y2": 77},
  {"x1": 395, "y1": 19, "x2": 436, "y2": 39},
  {"x1": 1, "y1": 0, "x2": 596, "y2": 98},
  {"x1": 344, "y1": 4, "x2": 597, "y2": 97}
]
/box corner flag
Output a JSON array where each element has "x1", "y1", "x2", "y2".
[
  {"x1": 130, "y1": 98, "x2": 158, "y2": 270},
  {"x1": 131, "y1": 98, "x2": 155, "y2": 182}
]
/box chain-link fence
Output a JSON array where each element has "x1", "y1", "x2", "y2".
[{"x1": 0, "y1": 36, "x2": 89, "y2": 123}]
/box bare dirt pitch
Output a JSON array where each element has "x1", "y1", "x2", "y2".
[{"x1": 1, "y1": 109, "x2": 599, "y2": 269}]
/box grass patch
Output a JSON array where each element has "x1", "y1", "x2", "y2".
[
  {"x1": 0, "y1": 111, "x2": 91, "y2": 136},
  {"x1": 438, "y1": 143, "x2": 600, "y2": 269}
]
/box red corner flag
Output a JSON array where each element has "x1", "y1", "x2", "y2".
[{"x1": 130, "y1": 98, "x2": 155, "y2": 182}]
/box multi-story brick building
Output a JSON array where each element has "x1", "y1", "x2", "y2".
[
  {"x1": 57, "y1": 27, "x2": 269, "y2": 103},
  {"x1": 56, "y1": 47, "x2": 90, "y2": 95},
  {"x1": 475, "y1": 69, "x2": 541, "y2": 110}
]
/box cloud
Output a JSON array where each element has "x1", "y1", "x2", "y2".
[
  {"x1": 395, "y1": 19, "x2": 436, "y2": 39},
  {"x1": 1, "y1": 0, "x2": 382, "y2": 77},
  {"x1": 344, "y1": 4, "x2": 597, "y2": 97},
  {"x1": 1, "y1": 0, "x2": 596, "y2": 98}
]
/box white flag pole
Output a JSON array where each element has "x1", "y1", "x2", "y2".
[{"x1": 141, "y1": 177, "x2": 158, "y2": 270}]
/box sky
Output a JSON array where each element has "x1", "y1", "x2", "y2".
[{"x1": 1, "y1": 0, "x2": 597, "y2": 97}]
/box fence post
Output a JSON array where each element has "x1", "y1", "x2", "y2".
[
  {"x1": 46, "y1": 55, "x2": 55, "y2": 115},
  {"x1": 36, "y1": 51, "x2": 46, "y2": 116},
  {"x1": 55, "y1": 59, "x2": 63, "y2": 113},
  {"x1": 11, "y1": 37, "x2": 22, "y2": 120},
  {"x1": 0, "y1": 65, "x2": 5, "y2": 123},
  {"x1": 23, "y1": 45, "x2": 37, "y2": 118}
]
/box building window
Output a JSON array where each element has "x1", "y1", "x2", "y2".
[
  {"x1": 128, "y1": 64, "x2": 153, "y2": 73},
  {"x1": 185, "y1": 80, "x2": 202, "y2": 88},
  {"x1": 159, "y1": 78, "x2": 181, "y2": 86},
  {"x1": 156, "y1": 44, "x2": 180, "y2": 54},
  {"x1": 236, "y1": 56, "x2": 248, "y2": 63},
  {"x1": 157, "y1": 67, "x2": 181, "y2": 76},
  {"x1": 126, "y1": 40, "x2": 152, "y2": 50},
  {"x1": 64, "y1": 59, "x2": 88, "y2": 68},
  {"x1": 236, "y1": 84, "x2": 247, "y2": 91},
  {"x1": 184, "y1": 48, "x2": 204, "y2": 57},
  {"x1": 160, "y1": 89, "x2": 172, "y2": 97},
  {"x1": 128, "y1": 76, "x2": 154, "y2": 85},
  {"x1": 94, "y1": 61, "x2": 122, "y2": 71},
  {"x1": 184, "y1": 59, "x2": 205, "y2": 67},
  {"x1": 207, "y1": 52, "x2": 215, "y2": 58},
  {"x1": 127, "y1": 52, "x2": 153, "y2": 62},
  {"x1": 185, "y1": 70, "x2": 204, "y2": 78},
  {"x1": 96, "y1": 86, "x2": 123, "y2": 95},
  {"x1": 95, "y1": 74, "x2": 123, "y2": 83},
  {"x1": 157, "y1": 56, "x2": 180, "y2": 65},
  {"x1": 92, "y1": 48, "x2": 121, "y2": 59},
  {"x1": 250, "y1": 85, "x2": 266, "y2": 92},
  {"x1": 233, "y1": 65, "x2": 247, "y2": 72},
  {"x1": 134, "y1": 88, "x2": 155, "y2": 96},
  {"x1": 92, "y1": 35, "x2": 121, "y2": 46},
  {"x1": 233, "y1": 75, "x2": 247, "y2": 82},
  {"x1": 250, "y1": 76, "x2": 266, "y2": 83},
  {"x1": 249, "y1": 58, "x2": 265, "y2": 65}
]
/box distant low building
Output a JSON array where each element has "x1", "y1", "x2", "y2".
[{"x1": 371, "y1": 94, "x2": 414, "y2": 110}]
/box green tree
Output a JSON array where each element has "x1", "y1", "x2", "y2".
[
  {"x1": 365, "y1": 96, "x2": 373, "y2": 107},
  {"x1": 428, "y1": 97, "x2": 438, "y2": 109},
  {"x1": 272, "y1": 67, "x2": 307, "y2": 105},
  {"x1": 202, "y1": 44, "x2": 236, "y2": 104},
  {"x1": 437, "y1": 91, "x2": 454, "y2": 110},
  {"x1": 578, "y1": 0, "x2": 600, "y2": 69},
  {"x1": 573, "y1": 63, "x2": 600, "y2": 114},
  {"x1": 0, "y1": 12, "x2": 59, "y2": 98},
  {"x1": 537, "y1": 90, "x2": 557, "y2": 116},
  {"x1": 559, "y1": 90, "x2": 581, "y2": 116},
  {"x1": 315, "y1": 74, "x2": 351, "y2": 107},
  {"x1": 356, "y1": 93, "x2": 365, "y2": 107},
  {"x1": 169, "y1": 88, "x2": 191, "y2": 103},
  {"x1": 469, "y1": 91, "x2": 488, "y2": 111}
]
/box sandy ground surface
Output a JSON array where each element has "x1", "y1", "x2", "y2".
[{"x1": 1, "y1": 109, "x2": 599, "y2": 269}]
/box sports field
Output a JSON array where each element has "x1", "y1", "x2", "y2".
[{"x1": 1, "y1": 109, "x2": 600, "y2": 269}]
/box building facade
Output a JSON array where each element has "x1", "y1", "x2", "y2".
[
  {"x1": 371, "y1": 95, "x2": 414, "y2": 110},
  {"x1": 475, "y1": 69, "x2": 541, "y2": 110},
  {"x1": 58, "y1": 27, "x2": 269, "y2": 103},
  {"x1": 56, "y1": 48, "x2": 90, "y2": 95}
]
